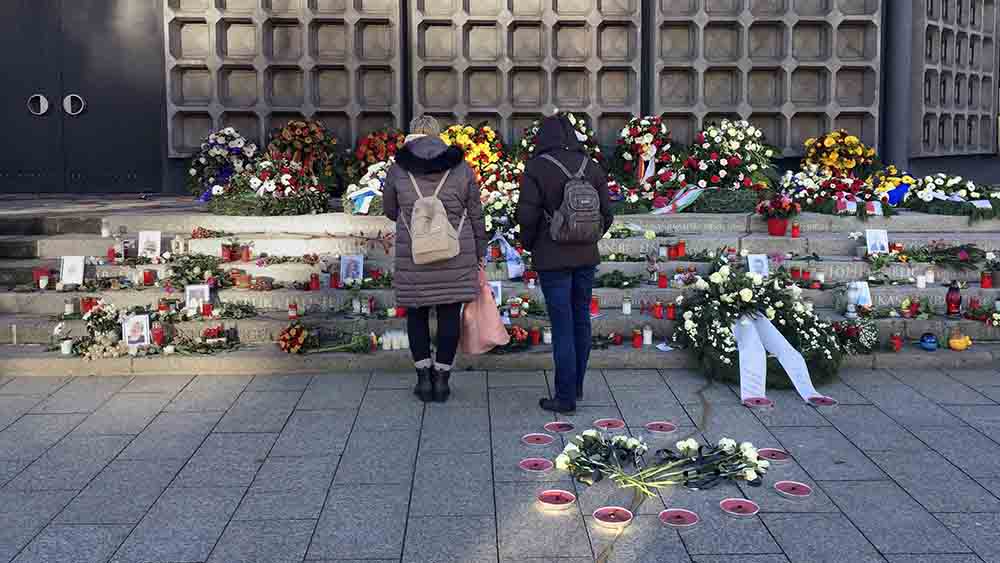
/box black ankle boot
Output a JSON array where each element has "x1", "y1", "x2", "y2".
[
  {"x1": 432, "y1": 370, "x2": 451, "y2": 403},
  {"x1": 414, "y1": 367, "x2": 433, "y2": 402},
  {"x1": 576, "y1": 385, "x2": 584, "y2": 401},
  {"x1": 539, "y1": 398, "x2": 576, "y2": 414}
]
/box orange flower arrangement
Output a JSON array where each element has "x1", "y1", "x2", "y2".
[
  {"x1": 278, "y1": 323, "x2": 314, "y2": 354},
  {"x1": 355, "y1": 128, "x2": 405, "y2": 165}
]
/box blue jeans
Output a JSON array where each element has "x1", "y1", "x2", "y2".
[{"x1": 538, "y1": 266, "x2": 596, "y2": 406}]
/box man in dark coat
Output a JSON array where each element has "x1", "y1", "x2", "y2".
[{"x1": 516, "y1": 115, "x2": 614, "y2": 413}]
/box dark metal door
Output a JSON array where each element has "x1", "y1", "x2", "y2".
[
  {"x1": 60, "y1": 0, "x2": 165, "y2": 193},
  {"x1": 0, "y1": 0, "x2": 64, "y2": 193}
]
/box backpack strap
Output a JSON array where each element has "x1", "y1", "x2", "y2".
[
  {"x1": 431, "y1": 169, "x2": 452, "y2": 197},
  {"x1": 407, "y1": 172, "x2": 424, "y2": 199},
  {"x1": 540, "y1": 153, "x2": 589, "y2": 179}
]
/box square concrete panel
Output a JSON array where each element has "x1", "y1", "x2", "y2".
[
  {"x1": 598, "y1": 68, "x2": 635, "y2": 107},
  {"x1": 219, "y1": 66, "x2": 258, "y2": 107},
  {"x1": 599, "y1": 23, "x2": 637, "y2": 62},
  {"x1": 419, "y1": 68, "x2": 458, "y2": 108},
  {"x1": 171, "y1": 66, "x2": 212, "y2": 105},
  {"x1": 316, "y1": 111, "x2": 351, "y2": 140},
  {"x1": 218, "y1": 0, "x2": 256, "y2": 12},
  {"x1": 660, "y1": 23, "x2": 697, "y2": 61},
  {"x1": 706, "y1": 0, "x2": 743, "y2": 15},
  {"x1": 660, "y1": 68, "x2": 696, "y2": 106},
  {"x1": 466, "y1": 69, "x2": 501, "y2": 107},
  {"x1": 358, "y1": 111, "x2": 397, "y2": 134},
  {"x1": 794, "y1": 0, "x2": 832, "y2": 15},
  {"x1": 358, "y1": 66, "x2": 394, "y2": 106},
  {"x1": 170, "y1": 19, "x2": 210, "y2": 60},
  {"x1": 510, "y1": 113, "x2": 545, "y2": 141},
  {"x1": 265, "y1": 0, "x2": 302, "y2": 13},
  {"x1": 511, "y1": 0, "x2": 544, "y2": 16},
  {"x1": 358, "y1": 20, "x2": 394, "y2": 61},
  {"x1": 835, "y1": 112, "x2": 877, "y2": 145},
  {"x1": 171, "y1": 112, "x2": 213, "y2": 153},
  {"x1": 420, "y1": 0, "x2": 458, "y2": 15},
  {"x1": 466, "y1": 113, "x2": 502, "y2": 132},
  {"x1": 836, "y1": 67, "x2": 877, "y2": 106},
  {"x1": 221, "y1": 112, "x2": 261, "y2": 143},
  {"x1": 924, "y1": 69, "x2": 939, "y2": 106},
  {"x1": 510, "y1": 68, "x2": 547, "y2": 107},
  {"x1": 793, "y1": 22, "x2": 832, "y2": 61},
  {"x1": 749, "y1": 23, "x2": 786, "y2": 61},
  {"x1": 269, "y1": 111, "x2": 309, "y2": 132},
  {"x1": 314, "y1": 66, "x2": 350, "y2": 106},
  {"x1": 219, "y1": 20, "x2": 257, "y2": 59},
  {"x1": 791, "y1": 112, "x2": 829, "y2": 146},
  {"x1": 749, "y1": 113, "x2": 786, "y2": 146},
  {"x1": 169, "y1": 0, "x2": 208, "y2": 9},
  {"x1": 791, "y1": 67, "x2": 830, "y2": 105},
  {"x1": 751, "y1": 0, "x2": 789, "y2": 15},
  {"x1": 703, "y1": 68, "x2": 741, "y2": 107},
  {"x1": 839, "y1": 0, "x2": 879, "y2": 14},
  {"x1": 311, "y1": 20, "x2": 348, "y2": 61},
  {"x1": 598, "y1": 113, "x2": 631, "y2": 146},
  {"x1": 837, "y1": 21, "x2": 877, "y2": 61},
  {"x1": 661, "y1": 0, "x2": 698, "y2": 15},
  {"x1": 312, "y1": 0, "x2": 348, "y2": 12},
  {"x1": 509, "y1": 23, "x2": 544, "y2": 62},
  {"x1": 704, "y1": 23, "x2": 742, "y2": 62},
  {"x1": 554, "y1": 0, "x2": 594, "y2": 15},
  {"x1": 468, "y1": 0, "x2": 503, "y2": 16},
  {"x1": 663, "y1": 113, "x2": 697, "y2": 143},
  {"x1": 600, "y1": 0, "x2": 639, "y2": 15},
  {"x1": 419, "y1": 22, "x2": 456, "y2": 61},
  {"x1": 465, "y1": 23, "x2": 500, "y2": 62},
  {"x1": 268, "y1": 67, "x2": 305, "y2": 106},
  {"x1": 748, "y1": 68, "x2": 786, "y2": 107},
  {"x1": 554, "y1": 68, "x2": 590, "y2": 108},
  {"x1": 555, "y1": 24, "x2": 590, "y2": 62},
  {"x1": 266, "y1": 20, "x2": 304, "y2": 60}
]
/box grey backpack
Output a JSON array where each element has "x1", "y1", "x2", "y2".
[{"x1": 541, "y1": 154, "x2": 603, "y2": 243}]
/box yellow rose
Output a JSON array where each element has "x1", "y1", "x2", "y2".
[{"x1": 823, "y1": 137, "x2": 836, "y2": 147}]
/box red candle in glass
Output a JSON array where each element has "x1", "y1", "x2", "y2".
[
  {"x1": 331, "y1": 272, "x2": 341, "y2": 288},
  {"x1": 791, "y1": 267, "x2": 801, "y2": 280},
  {"x1": 158, "y1": 300, "x2": 169, "y2": 312},
  {"x1": 666, "y1": 303, "x2": 677, "y2": 320},
  {"x1": 982, "y1": 271, "x2": 994, "y2": 289},
  {"x1": 491, "y1": 245, "x2": 502, "y2": 259},
  {"x1": 288, "y1": 303, "x2": 299, "y2": 320},
  {"x1": 201, "y1": 302, "x2": 213, "y2": 317},
  {"x1": 676, "y1": 240, "x2": 686, "y2": 258},
  {"x1": 530, "y1": 327, "x2": 541, "y2": 346},
  {"x1": 668, "y1": 245, "x2": 679, "y2": 260},
  {"x1": 143, "y1": 270, "x2": 155, "y2": 286},
  {"x1": 890, "y1": 334, "x2": 903, "y2": 352},
  {"x1": 396, "y1": 306, "x2": 407, "y2": 318},
  {"x1": 653, "y1": 302, "x2": 664, "y2": 319},
  {"x1": 802, "y1": 270, "x2": 811, "y2": 281},
  {"x1": 106, "y1": 247, "x2": 116, "y2": 262},
  {"x1": 632, "y1": 329, "x2": 643, "y2": 349},
  {"x1": 946, "y1": 281, "x2": 962, "y2": 317},
  {"x1": 612, "y1": 333, "x2": 623, "y2": 345},
  {"x1": 591, "y1": 296, "x2": 600, "y2": 316},
  {"x1": 658, "y1": 273, "x2": 668, "y2": 288},
  {"x1": 790, "y1": 223, "x2": 801, "y2": 238},
  {"x1": 151, "y1": 323, "x2": 165, "y2": 346},
  {"x1": 241, "y1": 245, "x2": 252, "y2": 262},
  {"x1": 309, "y1": 273, "x2": 320, "y2": 291}
]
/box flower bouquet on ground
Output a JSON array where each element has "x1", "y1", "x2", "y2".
[
  {"x1": 342, "y1": 158, "x2": 392, "y2": 216},
  {"x1": 267, "y1": 119, "x2": 339, "y2": 178},
  {"x1": 164, "y1": 254, "x2": 231, "y2": 290},
  {"x1": 803, "y1": 129, "x2": 877, "y2": 178},
  {"x1": 681, "y1": 119, "x2": 775, "y2": 191},
  {"x1": 211, "y1": 158, "x2": 329, "y2": 216},
  {"x1": 440, "y1": 123, "x2": 505, "y2": 179},
  {"x1": 555, "y1": 430, "x2": 648, "y2": 486},
  {"x1": 515, "y1": 112, "x2": 602, "y2": 162},
  {"x1": 594, "y1": 271, "x2": 646, "y2": 289},
  {"x1": 611, "y1": 116, "x2": 680, "y2": 209},
  {"x1": 356, "y1": 127, "x2": 405, "y2": 166},
  {"x1": 780, "y1": 164, "x2": 894, "y2": 219},
  {"x1": 479, "y1": 158, "x2": 524, "y2": 245},
  {"x1": 672, "y1": 252, "x2": 843, "y2": 388},
  {"x1": 833, "y1": 319, "x2": 879, "y2": 355},
  {"x1": 904, "y1": 172, "x2": 1000, "y2": 221},
  {"x1": 278, "y1": 322, "x2": 376, "y2": 354},
  {"x1": 867, "y1": 242, "x2": 985, "y2": 273},
  {"x1": 755, "y1": 194, "x2": 801, "y2": 236},
  {"x1": 186, "y1": 127, "x2": 258, "y2": 198}
]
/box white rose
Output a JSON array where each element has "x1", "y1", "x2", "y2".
[
  {"x1": 694, "y1": 278, "x2": 709, "y2": 290},
  {"x1": 684, "y1": 319, "x2": 696, "y2": 330},
  {"x1": 582, "y1": 429, "x2": 599, "y2": 439},
  {"x1": 739, "y1": 288, "x2": 754, "y2": 302},
  {"x1": 717, "y1": 438, "x2": 737, "y2": 453},
  {"x1": 743, "y1": 468, "x2": 759, "y2": 481},
  {"x1": 554, "y1": 454, "x2": 571, "y2": 470},
  {"x1": 211, "y1": 185, "x2": 224, "y2": 195},
  {"x1": 765, "y1": 306, "x2": 775, "y2": 319},
  {"x1": 709, "y1": 272, "x2": 724, "y2": 284},
  {"x1": 189, "y1": 168, "x2": 197, "y2": 176},
  {"x1": 718, "y1": 265, "x2": 730, "y2": 277}
]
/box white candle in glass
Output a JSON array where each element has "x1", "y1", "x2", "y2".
[
  {"x1": 925, "y1": 268, "x2": 935, "y2": 284},
  {"x1": 916, "y1": 275, "x2": 927, "y2": 289},
  {"x1": 816, "y1": 273, "x2": 826, "y2": 284},
  {"x1": 642, "y1": 326, "x2": 653, "y2": 346}
]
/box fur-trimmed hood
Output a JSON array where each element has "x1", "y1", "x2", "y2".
[{"x1": 395, "y1": 136, "x2": 464, "y2": 175}]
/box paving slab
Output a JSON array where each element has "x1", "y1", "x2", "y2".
[
  {"x1": 495, "y1": 482, "x2": 592, "y2": 560},
  {"x1": 850, "y1": 383, "x2": 966, "y2": 428},
  {"x1": 426, "y1": 371, "x2": 488, "y2": 408},
  {"x1": 885, "y1": 556, "x2": 985, "y2": 563},
  {"x1": 547, "y1": 370, "x2": 615, "y2": 406},
  {"x1": 420, "y1": 407, "x2": 489, "y2": 453},
  {"x1": 165, "y1": 374, "x2": 252, "y2": 412},
  {"x1": 173, "y1": 432, "x2": 277, "y2": 488},
  {"x1": 334, "y1": 429, "x2": 419, "y2": 485},
  {"x1": 56, "y1": 458, "x2": 186, "y2": 524},
  {"x1": 6, "y1": 433, "x2": 131, "y2": 491},
  {"x1": 0, "y1": 376, "x2": 70, "y2": 397},
  {"x1": 119, "y1": 374, "x2": 194, "y2": 394},
  {"x1": 942, "y1": 406, "x2": 1000, "y2": 437},
  {"x1": 604, "y1": 369, "x2": 666, "y2": 388},
  {"x1": 117, "y1": 411, "x2": 221, "y2": 461},
  {"x1": 411, "y1": 452, "x2": 492, "y2": 516},
  {"x1": 356, "y1": 389, "x2": 423, "y2": 431},
  {"x1": 402, "y1": 515, "x2": 498, "y2": 563},
  {"x1": 936, "y1": 513, "x2": 1000, "y2": 563},
  {"x1": 612, "y1": 386, "x2": 689, "y2": 427},
  {"x1": 761, "y1": 513, "x2": 885, "y2": 563},
  {"x1": 0, "y1": 460, "x2": 28, "y2": 487},
  {"x1": 295, "y1": 373, "x2": 369, "y2": 410},
  {"x1": 251, "y1": 454, "x2": 338, "y2": 491},
  {"x1": 868, "y1": 448, "x2": 1000, "y2": 513},
  {"x1": 488, "y1": 369, "x2": 549, "y2": 388},
  {"x1": 586, "y1": 514, "x2": 692, "y2": 563},
  {"x1": 28, "y1": 376, "x2": 130, "y2": 414},
  {"x1": 888, "y1": 369, "x2": 996, "y2": 405},
  {"x1": 489, "y1": 387, "x2": 557, "y2": 431},
  {"x1": 819, "y1": 405, "x2": 926, "y2": 451},
  {"x1": 681, "y1": 404, "x2": 777, "y2": 448},
  {"x1": 821, "y1": 480, "x2": 971, "y2": 554},
  {"x1": 73, "y1": 392, "x2": 172, "y2": 435},
  {"x1": 738, "y1": 462, "x2": 839, "y2": 513},
  {"x1": 214, "y1": 390, "x2": 302, "y2": 433},
  {"x1": 492, "y1": 431, "x2": 569, "y2": 484},
  {"x1": 555, "y1": 405, "x2": 628, "y2": 431},
  {"x1": 110, "y1": 486, "x2": 245, "y2": 563},
  {"x1": 269, "y1": 409, "x2": 356, "y2": 457},
  {"x1": 308, "y1": 483, "x2": 410, "y2": 560},
  {"x1": 692, "y1": 557, "x2": 791, "y2": 563},
  {"x1": 245, "y1": 373, "x2": 314, "y2": 391},
  {"x1": 0, "y1": 394, "x2": 44, "y2": 431},
  {"x1": 667, "y1": 484, "x2": 782, "y2": 556},
  {"x1": 233, "y1": 487, "x2": 328, "y2": 521},
  {"x1": 748, "y1": 390, "x2": 831, "y2": 427},
  {"x1": 11, "y1": 524, "x2": 132, "y2": 563},
  {"x1": 660, "y1": 369, "x2": 740, "y2": 404},
  {"x1": 907, "y1": 426, "x2": 1000, "y2": 479},
  {"x1": 574, "y1": 478, "x2": 664, "y2": 517},
  {"x1": 0, "y1": 490, "x2": 76, "y2": 563},
  {"x1": 207, "y1": 518, "x2": 315, "y2": 563},
  {"x1": 0, "y1": 413, "x2": 88, "y2": 461},
  {"x1": 770, "y1": 427, "x2": 886, "y2": 481}
]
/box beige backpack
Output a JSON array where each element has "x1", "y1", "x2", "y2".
[{"x1": 402, "y1": 170, "x2": 466, "y2": 265}]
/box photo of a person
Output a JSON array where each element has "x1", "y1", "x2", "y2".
[
  {"x1": 123, "y1": 314, "x2": 150, "y2": 347},
  {"x1": 60, "y1": 256, "x2": 86, "y2": 286},
  {"x1": 138, "y1": 231, "x2": 162, "y2": 259},
  {"x1": 185, "y1": 284, "x2": 211, "y2": 310},
  {"x1": 746, "y1": 254, "x2": 770, "y2": 277},
  {"x1": 865, "y1": 229, "x2": 889, "y2": 255},
  {"x1": 488, "y1": 281, "x2": 502, "y2": 305},
  {"x1": 340, "y1": 255, "x2": 365, "y2": 286}
]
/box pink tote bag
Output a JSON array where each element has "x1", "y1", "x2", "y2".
[{"x1": 460, "y1": 268, "x2": 510, "y2": 355}]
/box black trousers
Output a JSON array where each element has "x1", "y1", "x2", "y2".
[{"x1": 407, "y1": 302, "x2": 463, "y2": 366}]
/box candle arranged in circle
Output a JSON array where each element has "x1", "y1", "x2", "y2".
[
  {"x1": 645, "y1": 421, "x2": 678, "y2": 434},
  {"x1": 774, "y1": 481, "x2": 813, "y2": 499},
  {"x1": 758, "y1": 448, "x2": 792, "y2": 464},
  {"x1": 519, "y1": 458, "x2": 554, "y2": 473},
  {"x1": 719, "y1": 498, "x2": 760, "y2": 517},
  {"x1": 593, "y1": 506, "x2": 633, "y2": 529},
  {"x1": 593, "y1": 418, "x2": 626, "y2": 431},
  {"x1": 521, "y1": 433, "x2": 555, "y2": 446},
  {"x1": 658, "y1": 508, "x2": 699, "y2": 528},
  {"x1": 742, "y1": 397, "x2": 774, "y2": 408},
  {"x1": 537, "y1": 489, "x2": 576, "y2": 510},
  {"x1": 807, "y1": 395, "x2": 838, "y2": 407},
  {"x1": 544, "y1": 421, "x2": 575, "y2": 434}
]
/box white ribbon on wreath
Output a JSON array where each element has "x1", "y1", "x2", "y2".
[{"x1": 732, "y1": 314, "x2": 821, "y2": 402}]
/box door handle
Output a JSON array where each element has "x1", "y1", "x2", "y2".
[
  {"x1": 27, "y1": 94, "x2": 50, "y2": 116},
  {"x1": 63, "y1": 94, "x2": 86, "y2": 116}
]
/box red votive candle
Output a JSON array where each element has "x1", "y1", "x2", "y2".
[
  {"x1": 530, "y1": 327, "x2": 541, "y2": 346},
  {"x1": 653, "y1": 301, "x2": 664, "y2": 319},
  {"x1": 658, "y1": 273, "x2": 668, "y2": 288},
  {"x1": 666, "y1": 303, "x2": 677, "y2": 320},
  {"x1": 676, "y1": 240, "x2": 686, "y2": 258},
  {"x1": 802, "y1": 270, "x2": 811, "y2": 281},
  {"x1": 791, "y1": 223, "x2": 801, "y2": 238},
  {"x1": 632, "y1": 329, "x2": 643, "y2": 349},
  {"x1": 331, "y1": 272, "x2": 341, "y2": 288},
  {"x1": 791, "y1": 267, "x2": 801, "y2": 280},
  {"x1": 668, "y1": 245, "x2": 679, "y2": 260},
  {"x1": 241, "y1": 245, "x2": 252, "y2": 262},
  {"x1": 982, "y1": 271, "x2": 994, "y2": 289},
  {"x1": 309, "y1": 273, "x2": 320, "y2": 291},
  {"x1": 151, "y1": 323, "x2": 165, "y2": 346},
  {"x1": 106, "y1": 247, "x2": 116, "y2": 262},
  {"x1": 201, "y1": 302, "x2": 213, "y2": 317},
  {"x1": 221, "y1": 245, "x2": 232, "y2": 262},
  {"x1": 591, "y1": 296, "x2": 600, "y2": 316},
  {"x1": 143, "y1": 270, "x2": 155, "y2": 286}
]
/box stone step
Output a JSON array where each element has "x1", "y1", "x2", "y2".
[
  {"x1": 104, "y1": 212, "x2": 396, "y2": 237},
  {"x1": 0, "y1": 235, "x2": 112, "y2": 259},
  {"x1": 744, "y1": 232, "x2": 1000, "y2": 257},
  {"x1": 0, "y1": 216, "x2": 100, "y2": 236},
  {"x1": 2, "y1": 339, "x2": 997, "y2": 377},
  {"x1": 750, "y1": 211, "x2": 1000, "y2": 234}
]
